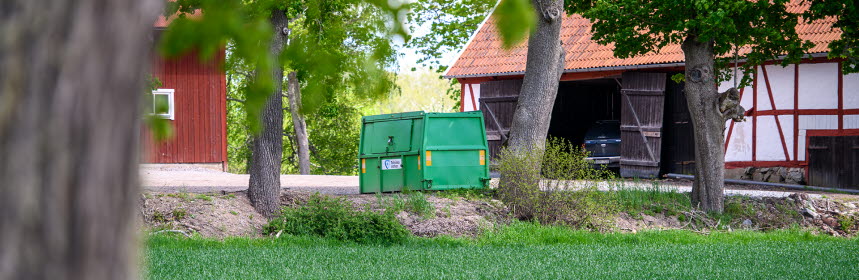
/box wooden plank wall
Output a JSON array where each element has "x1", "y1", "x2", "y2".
[
  {"x1": 619, "y1": 72, "x2": 666, "y2": 178},
  {"x1": 807, "y1": 135, "x2": 859, "y2": 189},
  {"x1": 478, "y1": 79, "x2": 523, "y2": 158},
  {"x1": 142, "y1": 50, "x2": 227, "y2": 165}
]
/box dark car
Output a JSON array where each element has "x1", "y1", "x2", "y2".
[{"x1": 583, "y1": 120, "x2": 621, "y2": 168}]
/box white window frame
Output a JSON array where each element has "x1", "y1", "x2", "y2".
[{"x1": 151, "y1": 88, "x2": 175, "y2": 120}]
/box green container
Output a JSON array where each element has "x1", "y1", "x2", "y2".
[{"x1": 358, "y1": 111, "x2": 490, "y2": 193}]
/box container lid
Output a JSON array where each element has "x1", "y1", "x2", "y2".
[{"x1": 362, "y1": 111, "x2": 426, "y2": 122}]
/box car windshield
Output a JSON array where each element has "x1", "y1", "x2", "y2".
[{"x1": 584, "y1": 121, "x2": 620, "y2": 139}]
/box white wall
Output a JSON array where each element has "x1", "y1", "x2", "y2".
[
  {"x1": 798, "y1": 63, "x2": 839, "y2": 109},
  {"x1": 756, "y1": 65, "x2": 795, "y2": 110},
  {"x1": 725, "y1": 120, "x2": 753, "y2": 161},
  {"x1": 845, "y1": 72, "x2": 859, "y2": 109},
  {"x1": 845, "y1": 115, "x2": 859, "y2": 129},
  {"x1": 462, "y1": 83, "x2": 481, "y2": 112},
  {"x1": 722, "y1": 62, "x2": 844, "y2": 163}
]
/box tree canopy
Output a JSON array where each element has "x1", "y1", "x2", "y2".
[
  {"x1": 159, "y1": 0, "x2": 407, "y2": 128},
  {"x1": 405, "y1": 0, "x2": 496, "y2": 69}
]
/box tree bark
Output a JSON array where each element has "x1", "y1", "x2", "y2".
[
  {"x1": 506, "y1": 0, "x2": 565, "y2": 153},
  {"x1": 286, "y1": 71, "x2": 311, "y2": 175},
  {"x1": 681, "y1": 34, "x2": 725, "y2": 213},
  {"x1": 248, "y1": 10, "x2": 288, "y2": 219},
  {"x1": 0, "y1": 0, "x2": 160, "y2": 279}
]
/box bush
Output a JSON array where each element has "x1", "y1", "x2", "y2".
[
  {"x1": 264, "y1": 194, "x2": 410, "y2": 244},
  {"x1": 496, "y1": 138, "x2": 617, "y2": 230}
]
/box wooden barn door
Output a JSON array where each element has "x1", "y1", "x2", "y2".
[
  {"x1": 808, "y1": 136, "x2": 859, "y2": 189},
  {"x1": 479, "y1": 79, "x2": 523, "y2": 158},
  {"x1": 661, "y1": 78, "x2": 696, "y2": 175},
  {"x1": 620, "y1": 72, "x2": 666, "y2": 178}
]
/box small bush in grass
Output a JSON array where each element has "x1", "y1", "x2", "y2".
[
  {"x1": 377, "y1": 190, "x2": 435, "y2": 218},
  {"x1": 838, "y1": 215, "x2": 856, "y2": 232},
  {"x1": 152, "y1": 211, "x2": 167, "y2": 223},
  {"x1": 264, "y1": 193, "x2": 409, "y2": 244},
  {"x1": 404, "y1": 190, "x2": 435, "y2": 218},
  {"x1": 496, "y1": 137, "x2": 617, "y2": 230},
  {"x1": 377, "y1": 193, "x2": 406, "y2": 213},
  {"x1": 172, "y1": 208, "x2": 188, "y2": 220}
]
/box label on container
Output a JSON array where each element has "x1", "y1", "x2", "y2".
[{"x1": 381, "y1": 159, "x2": 402, "y2": 170}]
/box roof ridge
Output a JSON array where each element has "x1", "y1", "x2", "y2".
[{"x1": 446, "y1": 7, "x2": 841, "y2": 79}]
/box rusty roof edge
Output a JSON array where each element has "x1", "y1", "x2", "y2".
[
  {"x1": 444, "y1": 52, "x2": 833, "y2": 79},
  {"x1": 441, "y1": 3, "x2": 499, "y2": 77},
  {"x1": 444, "y1": 62, "x2": 686, "y2": 79}
]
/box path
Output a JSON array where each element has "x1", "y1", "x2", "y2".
[
  {"x1": 141, "y1": 166, "x2": 357, "y2": 195},
  {"x1": 141, "y1": 166, "x2": 828, "y2": 199}
]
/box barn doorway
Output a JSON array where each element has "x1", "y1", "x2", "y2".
[
  {"x1": 807, "y1": 135, "x2": 859, "y2": 189},
  {"x1": 548, "y1": 78, "x2": 622, "y2": 147}
]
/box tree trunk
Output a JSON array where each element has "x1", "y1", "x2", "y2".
[
  {"x1": 286, "y1": 71, "x2": 311, "y2": 175},
  {"x1": 506, "y1": 0, "x2": 565, "y2": 153},
  {"x1": 0, "y1": 1, "x2": 160, "y2": 279},
  {"x1": 248, "y1": 10, "x2": 288, "y2": 219},
  {"x1": 497, "y1": 0, "x2": 564, "y2": 214},
  {"x1": 681, "y1": 35, "x2": 725, "y2": 213}
]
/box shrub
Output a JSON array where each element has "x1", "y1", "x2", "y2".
[
  {"x1": 541, "y1": 137, "x2": 615, "y2": 181},
  {"x1": 496, "y1": 137, "x2": 617, "y2": 230},
  {"x1": 264, "y1": 194, "x2": 409, "y2": 244}
]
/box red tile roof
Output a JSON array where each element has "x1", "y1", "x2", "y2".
[
  {"x1": 154, "y1": 10, "x2": 202, "y2": 28},
  {"x1": 445, "y1": 3, "x2": 841, "y2": 78}
]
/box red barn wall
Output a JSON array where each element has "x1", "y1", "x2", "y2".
[{"x1": 142, "y1": 50, "x2": 227, "y2": 169}]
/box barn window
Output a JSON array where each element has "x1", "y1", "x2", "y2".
[{"x1": 151, "y1": 89, "x2": 175, "y2": 120}]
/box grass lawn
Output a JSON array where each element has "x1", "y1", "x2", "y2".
[{"x1": 146, "y1": 225, "x2": 859, "y2": 279}]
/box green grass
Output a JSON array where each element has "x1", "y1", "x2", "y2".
[
  {"x1": 609, "y1": 181, "x2": 692, "y2": 217},
  {"x1": 146, "y1": 224, "x2": 858, "y2": 279}
]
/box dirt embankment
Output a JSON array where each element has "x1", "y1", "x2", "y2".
[
  {"x1": 141, "y1": 190, "x2": 511, "y2": 238},
  {"x1": 141, "y1": 191, "x2": 859, "y2": 238},
  {"x1": 141, "y1": 192, "x2": 268, "y2": 238}
]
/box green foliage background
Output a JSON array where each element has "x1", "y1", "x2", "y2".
[
  {"x1": 161, "y1": 0, "x2": 491, "y2": 175},
  {"x1": 226, "y1": 65, "x2": 457, "y2": 175}
]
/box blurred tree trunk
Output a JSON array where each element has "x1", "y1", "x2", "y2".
[
  {"x1": 506, "y1": 0, "x2": 565, "y2": 153},
  {"x1": 0, "y1": 0, "x2": 160, "y2": 279},
  {"x1": 248, "y1": 9, "x2": 288, "y2": 219},
  {"x1": 286, "y1": 71, "x2": 311, "y2": 175}
]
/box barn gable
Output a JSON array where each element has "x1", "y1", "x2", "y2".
[
  {"x1": 143, "y1": 13, "x2": 228, "y2": 171},
  {"x1": 446, "y1": 3, "x2": 857, "y2": 188}
]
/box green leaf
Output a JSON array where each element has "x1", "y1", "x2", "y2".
[
  {"x1": 495, "y1": 0, "x2": 536, "y2": 49},
  {"x1": 670, "y1": 73, "x2": 685, "y2": 84}
]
